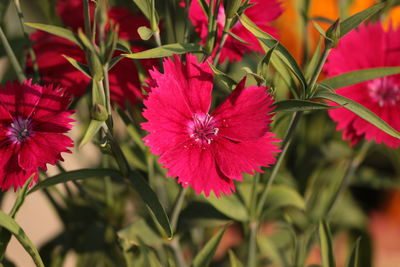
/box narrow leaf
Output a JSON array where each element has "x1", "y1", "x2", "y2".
[
  {"x1": 225, "y1": 30, "x2": 252, "y2": 45},
  {"x1": 314, "y1": 91, "x2": 400, "y2": 139},
  {"x1": 208, "y1": 63, "x2": 237, "y2": 90},
  {"x1": 265, "y1": 185, "x2": 305, "y2": 210},
  {"x1": 80, "y1": 119, "x2": 105, "y2": 147},
  {"x1": 138, "y1": 26, "x2": 154, "y2": 41},
  {"x1": 206, "y1": 193, "x2": 248, "y2": 222},
  {"x1": 319, "y1": 220, "x2": 336, "y2": 267},
  {"x1": 273, "y1": 99, "x2": 337, "y2": 112},
  {"x1": 192, "y1": 225, "x2": 228, "y2": 267},
  {"x1": 62, "y1": 55, "x2": 91, "y2": 78},
  {"x1": 0, "y1": 211, "x2": 44, "y2": 267},
  {"x1": 25, "y1": 22, "x2": 80, "y2": 46},
  {"x1": 117, "y1": 219, "x2": 161, "y2": 250},
  {"x1": 228, "y1": 250, "x2": 244, "y2": 267},
  {"x1": 339, "y1": 3, "x2": 384, "y2": 38},
  {"x1": 127, "y1": 172, "x2": 172, "y2": 238},
  {"x1": 28, "y1": 169, "x2": 122, "y2": 194},
  {"x1": 345, "y1": 237, "x2": 362, "y2": 267},
  {"x1": 123, "y1": 43, "x2": 203, "y2": 59},
  {"x1": 240, "y1": 14, "x2": 307, "y2": 92},
  {"x1": 320, "y1": 67, "x2": 400, "y2": 90}
]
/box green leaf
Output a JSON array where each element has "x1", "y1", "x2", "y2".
[
  {"x1": 240, "y1": 14, "x2": 306, "y2": 93},
  {"x1": 0, "y1": 211, "x2": 44, "y2": 267},
  {"x1": 273, "y1": 99, "x2": 337, "y2": 112},
  {"x1": 25, "y1": 22, "x2": 80, "y2": 47},
  {"x1": 345, "y1": 237, "x2": 361, "y2": 267},
  {"x1": 257, "y1": 41, "x2": 278, "y2": 79},
  {"x1": 242, "y1": 67, "x2": 265, "y2": 85},
  {"x1": 205, "y1": 193, "x2": 248, "y2": 222},
  {"x1": 127, "y1": 172, "x2": 172, "y2": 238},
  {"x1": 123, "y1": 43, "x2": 203, "y2": 59},
  {"x1": 338, "y1": 3, "x2": 384, "y2": 38},
  {"x1": 138, "y1": 26, "x2": 154, "y2": 41},
  {"x1": 132, "y1": 0, "x2": 159, "y2": 31},
  {"x1": 192, "y1": 225, "x2": 228, "y2": 267},
  {"x1": 79, "y1": 119, "x2": 105, "y2": 147},
  {"x1": 117, "y1": 219, "x2": 162, "y2": 250},
  {"x1": 319, "y1": 220, "x2": 336, "y2": 267},
  {"x1": 62, "y1": 55, "x2": 91, "y2": 78},
  {"x1": 257, "y1": 235, "x2": 284, "y2": 266},
  {"x1": 225, "y1": 30, "x2": 252, "y2": 45},
  {"x1": 28, "y1": 169, "x2": 122, "y2": 194},
  {"x1": 266, "y1": 185, "x2": 305, "y2": 210},
  {"x1": 313, "y1": 91, "x2": 400, "y2": 139},
  {"x1": 319, "y1": 67, "x2": 400, "y2": 90},
  {"x1": 305, "y1": 37, "x2": 323, "y2": 80},
  {"x1": 228, "y1": 250, "x2": 244, "y2": 267},
  {"x1": 208, "y1": 63, "x2": 237, "y2": 90}
]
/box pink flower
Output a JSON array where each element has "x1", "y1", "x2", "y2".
[
  {"x1": 142, "y1": 54, "x2": 280, "y2": 197},
  {"x1": 188, "y1": 0, "x2": 282, "y2": 63},
  {"x1": 0, "y1": 80, "x2": 74, "y2": 190},
  {"x1": 324, "y1": 22, "x2": 400, "y2": 148},
  {"x1": 29, "y1": 0, "x2": 156, "y2": 108}
]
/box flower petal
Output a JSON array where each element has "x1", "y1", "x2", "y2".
[
  {"x1": 213, "y1": 133, "x2": 280, "y2": 180},
  {"x1": 159, "y1": 140, "x2": 235, "y2": 197},
  {"x1": 212, "y1": 79, "x2": 275, "y2": 141}
]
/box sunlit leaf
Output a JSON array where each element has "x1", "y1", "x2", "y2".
[
  {"x1": 123, "y1": 43, "x2": 203, "y2": 59},
  {"x1": 25, "y1": 22, "x2": 80, "y2": 46},
  {"x1": 319, "y1": 67, "x2": 400, "y2": 90},
  {"x1": 0, "y1": 211, "x2": 44, "y2": 267},
  {"x1": 265, "y1": 185, "x2": 305, "y2": 210},
  {"x1": 79, "y1": 119, "x2": 105, "y2": 147},
  {"x1": 205, "y1": 193, "x2": 248, "y2": 222},
  {"x1": 313, "y1": 91, "x2": 400, "y2": 139},
  {"x1": 62, "y1": 55, "x2": 91, "y2": 78}
]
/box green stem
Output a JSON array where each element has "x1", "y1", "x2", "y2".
[
  {"x1": 13, "y1": 0, "x2": 40, "y2": 82},
  {"x1": 83, "y1": 0, "x2": 92, "y2": 37},
  {"x1": 0, "y1": 26, "x2": 26, "y2": 82},
  {"x1": 247, "y1": 221, "x2": 259, "y2": 267},
  {"x1": 326, "y1": 141, "x2": 371, "y2": 215},
  {"x1": 170, "y1": 187, "x2": 188, "y2": 233},
  {"x1": 256, "y1": 111, "x2": 303, "y2": 217},
  {"x1": 102, "y1": 64, "x2": 112, "y2": 116},
  {"x1": 249, "y1": 173, "x2": 260, "y2": 219},
  {"x1": 307, "y1": 47, "x2": 331, "y2": 98},
  {"x1": 169, "y1": 238, "x2": 187, "y2": 267}
]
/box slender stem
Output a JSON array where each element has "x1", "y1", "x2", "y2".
[
  {"x1": 154, "y1": 30, "x2": 162, "y2": 47},
  {"x1": 256, "y1": 112, "x2": 303, "y2": 217},
  {"x1": 83, "y1": 0, "x2": 92, "y2": 37},
  {"x1": 170, "y1": 187, "x2": 188, "y2": 233},
  {"x1": 0, "y1": 26, "x2": 26, "y2": 82},
  {"x1": 249, "y1": 173, "x2": 260, "y2": 219},
  {"x1": 326, "y1": 141, "x2": 371, "y2": 215},
  {"x1": 213, "y1": 31, "x2": 228, "y2": 65},
  {"x1": 247, "y1": 221, "x2": 259, "y2": 267},
  {"x1": 102, "y1": 64, "x2": 112, "y2": 116},
  {"x1": 169, "y1": 238, "x2": 187, "y2": 267},
  {"x1": 13, "y1": 0, "x2": 40, "y2": 82}
]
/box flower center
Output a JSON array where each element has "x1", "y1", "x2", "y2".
[
  {"x1": 7, "y1": 117, "x2": 33, "y2": 143},
  {"x1": 188, "y1": 113, "x2": 219, "y2": 145},
  {"x1": 368, "y1": 77, "x2": 400, "y2": 107}
]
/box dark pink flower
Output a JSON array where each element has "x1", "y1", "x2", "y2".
[
  {"x1": 188, "y1": 0, "x2": 282, "y2": 63},
  {"x1": 142, "y1": 54, "x2": 280, "y2": 197},
  {"x1": 0, "y1": 80, "x2": 74, "y2": 190},
  {"x1": 325, "y1": 23, "x2": 400, "y2": 148},
  {"x1": 30, "y1": 0, "x2": 156, "y2": 108}
]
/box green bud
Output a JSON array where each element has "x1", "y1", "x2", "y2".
[
  {"x1": 325, "y1": 19, "x2": 341, "y2": 48},
  {"x1": 92, "y1": 103, "x2": 109, "y2": 121},
  {"x1": 224, "y1": 0, "x2": 242, "y2": 18}
]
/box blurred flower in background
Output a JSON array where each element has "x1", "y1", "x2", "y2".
[{"x1": 29, "y1": 0, "x2": 156, "y2": 108}]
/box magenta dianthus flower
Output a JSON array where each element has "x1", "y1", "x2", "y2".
[
  {"x1": 325, "y1": 22, "x2": 400, "y2": 148},
  {"x1": 142, "y1": 54, "x2": 280, "y2": 197},
  {"x1": 0, "y1": 80, "x2": 74, "y2": 190},
  {"x1": 188, "y1": 0, "x2": 282, "y2": 63}
]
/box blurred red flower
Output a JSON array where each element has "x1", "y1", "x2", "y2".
[
  {"x1": 188, "y1": 0, "x2": 282, "y2": 63},
  {"x1": 324, "y1": 22, "x2": 400, "y2": 148},
  {"x1": 0, "y1": 80, "x2": 74, "y2": 190},
  {"x1": 30, "y1": 0, "x2": 155, "y2": 108},
  {"x1": 142, "y1": 54, "x2": 280, "y2": 197}
]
